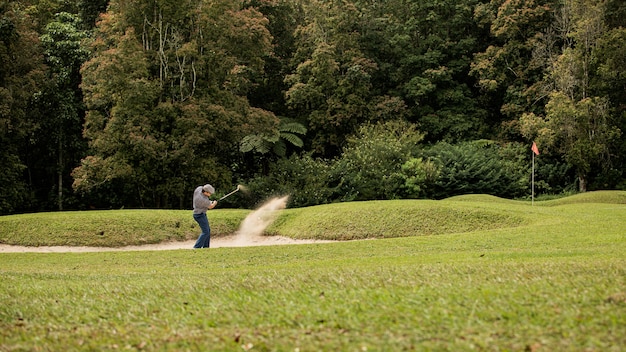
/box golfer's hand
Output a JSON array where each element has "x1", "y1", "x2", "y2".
[{"x1": 209, "y1": 200, "x2": 217, "y2": 209}]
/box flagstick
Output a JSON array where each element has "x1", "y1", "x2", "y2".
[{"x1": 530, "y1": 151, "x2": 535, "y2": 206}]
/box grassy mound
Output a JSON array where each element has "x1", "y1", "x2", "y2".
[
  {"x1": 270, "y1": 199, "x2": 530, "y2": 240},
  {"x1": 0, "y1": 209, "x2": 249, "y2": 247},
  {"x1": 444, "y1": 190, "x2": 626, "y2": 206},
  {"x1": 443, "y1": 194, "x2": 525, "y2": 205},
  {"x1": 1, "y1": 190, "x2": 624, "y2": 247},
  {"x1": 535, "y1": 190, "x2": 626, "y2": 206}
]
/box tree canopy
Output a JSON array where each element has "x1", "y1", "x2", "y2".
[{"x1": 1, "y1": 0, "x2": 625, "y2": 213}]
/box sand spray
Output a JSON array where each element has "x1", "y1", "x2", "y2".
[{"x1": 232, "y1": 196, "x2": 289, "y2": 246}]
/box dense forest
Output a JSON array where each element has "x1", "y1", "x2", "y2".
[{"x1": 1, "y1": 0, "x2": 625, "y2": 214}]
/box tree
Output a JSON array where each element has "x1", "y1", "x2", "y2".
[
  {"x1": 284, "y1": 0, "x2": 381, "y2": 157},
  {"x1": 385, "y1": 0, "x2": 491, "y2": 142},
  {"x1": 74, "y1": 21, "x2": 163, "y2": 205},
  {"x1": 0, "y1": 1, "x2": 47, "y2": 213},
  {"x1": 37, "y1": 12, "x2": 89, "y2": 210},
  {"x1": 245, "y1": 0, "x2": 302, "y2": 116},
  {"x1": 74, "y1": 0, "x2": 277, "y2": 208},
  {"x1": 77, "y1": 0, "x2": 109, "y2": 29},
  {"x1": 520, "y1": 0, "x2": 621, "y2": 192},
  {"x1": 471, "y1": 0, "x2": 557, "y2": 127}
]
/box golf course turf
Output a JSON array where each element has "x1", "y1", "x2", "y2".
[{"x1": 1, "y1": 191, "x2": 625, "y2": 350}]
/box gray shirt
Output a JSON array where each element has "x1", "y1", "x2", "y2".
[{"x1": 193, "y1": 186, "x2": 213, "y2": 214}]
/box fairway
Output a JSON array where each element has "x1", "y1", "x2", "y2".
[{"x1": 1, "y1": 192, "x2": 625, "y2": 351}]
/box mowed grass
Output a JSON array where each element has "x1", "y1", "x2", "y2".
[
  {"x1": 1, "y1": 191, "x2": 625, "y2": 351},
  {"x1": 1, "y1": 196, "x2": 541, "y2": 247},
  {"x1": 0, "y1": 209, "x2": 249, "y2": 247}
]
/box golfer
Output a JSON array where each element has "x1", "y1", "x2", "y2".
[{"x1": 193, "y1": 184, "x2": 217, "y2": 248}]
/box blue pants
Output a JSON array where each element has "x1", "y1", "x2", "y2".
[{"x1": 193, "y1": 213, "x2": 211, "y2": 248}]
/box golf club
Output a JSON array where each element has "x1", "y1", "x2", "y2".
[{"x1": 219, "y1": 185, "x2": 241, "y2": 201}]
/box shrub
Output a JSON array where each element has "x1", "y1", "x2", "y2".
[
  {"x1": 400, "y1": 157, "x2": 441, "y2": 198},
  {"x1": 422, "y1": 140, "x2": 529, "y2": 199},
  {"x1": 330, "y1": 120, "x2": 425, "y2": 201},
  {"x1": 245, "y1": 154, "x2": 335, "y2": 208}
]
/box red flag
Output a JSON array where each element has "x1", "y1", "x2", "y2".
[{"x1": 531, "y1": 142, "x2": 540, "y2": 156}]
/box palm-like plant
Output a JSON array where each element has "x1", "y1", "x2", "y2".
[{"x1": 240, "y1": 118, "x2": 307, "y2": 157}]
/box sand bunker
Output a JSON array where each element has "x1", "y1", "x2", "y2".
[{"x1": 0, "y1": 236, "x2": 329, "y2": 253}]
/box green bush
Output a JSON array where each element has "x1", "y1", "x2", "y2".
[
  {"x1": 247, "y1": 138, "x2": 544, "y2": 205},
  {"x1": 422, "y1": 140, "x2": 529, "y2": 199},
  {"x1": 245, "y1": 120, "x2": 432, "y2": 206},
  {"x1": 245, "y1": 153, "x2": 335, "y2": 208},
  {"x1": 534, "y1": 157, "x2": 576, "y2": 195},
  {"x1": 400, "y1": 157, "x2": 441, "y2": 198},
  {"x1": 331, "y1": 120, "x2": 425, "y2": 201}
]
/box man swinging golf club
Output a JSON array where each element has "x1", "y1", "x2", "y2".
[{"x1": 192, "y1": 184, "x2": 218, "y2": 248}]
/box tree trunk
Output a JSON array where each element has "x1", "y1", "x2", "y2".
[
  {"x1": 578, "y1": 173, "x2": 587, "y2": 192},
  {"x1": 58, "y1": 137, "x2": 63, "y2": 211}
]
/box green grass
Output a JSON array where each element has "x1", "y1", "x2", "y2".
[
  {"x1": 0, "y1": 209, "x2": 249, "y2": 247},
  {"x1": 0, "y1": 194, "x2": 552, "y2": 247},
  {"x1": 269, "y1": 199, "x2": 533, "y2": 240},
  {"x1": 534, "y1": 190, "x2": 626, "y2": 206},
  {"x1": 1, "y1": 191, "x2": 625, "y2": 351}
]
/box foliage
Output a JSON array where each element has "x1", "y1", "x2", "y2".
[
  {"x1": 76, "y1": 0, "x2": 109, "y2": 29},
  {"x1": 400, "y1": 157, "x2": 441, "y2": 198},
  {"x1": 471, "y1": 0, "x2": 556, "y2": 120},
  {"x1": 519, "y1": 0, "x2": 623, "y2": 191},
  {"x1": 36, "y1": 12, "x2": 90, "y2": 210},
  {"x1": 544, "y1": 94, "x2": 619, "y2": 185},
  {"x1": 0, "y1": 153, "x2": 27, "y2": 215},
  {"x1": 245, "y1": 153, "x2": 334, "y2": 208},
  {"x1": 284, "y1": 0, "x2": 382, "y2": 157},
  {"x1": 248, "y1": 136, "x2": 544, "y2": 205},
  {"x1": 532, "y1": 154, "x2": 576, "y2": 195},
  {"x1": 74, "y1": 0, "x2": 277, "y2": 208},
  {"x1": 240, "y1": 117, "x2": 307, "y2": 157},
  {"x1": 2, "y1": 0, "x2": 626, "y2": 213},
  {"x1": 0, "y1": 1, "x2": 46, "y2": 214},
  {"x1": 423, "y1": 140, "x2": 529, "y2": 199},
  {"x1": 246, "y1": 120, "x2": 428, "y2": 206},
  {"x1": 386, "y1": 0, "x2": 490, "y2": 141},
  {"x1": 331, "y1": 120, "x2": 425, "y2": 201}
]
